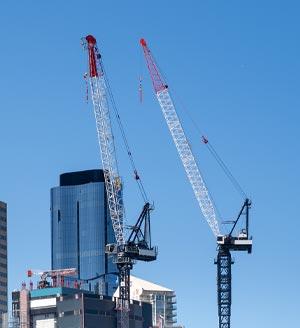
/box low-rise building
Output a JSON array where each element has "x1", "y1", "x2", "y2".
[
  {"x1": 7, "y1": 285, "x2": 152, "y2": 328},
  {"x1": 114, "y1": 276, "x2": 179, "y2": 327}
]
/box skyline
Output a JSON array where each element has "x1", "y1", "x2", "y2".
[{"x1": 0, "y1": 1, "x2": 299, "y2": 327}]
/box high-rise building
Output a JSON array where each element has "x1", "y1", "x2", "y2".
[
  {"x1": 0, "y1": 201, "x2": 7, "y2": 317},
  {"x1": 114, "y1": 276, "x2": 181, "y2": 327},
  {"x1": 51, "y1": 170, "x2": 117, "y2": 296}
]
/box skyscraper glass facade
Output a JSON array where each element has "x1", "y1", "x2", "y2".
[{"x1": 51, "y1": 170, "x2": 117, "y2": 296}]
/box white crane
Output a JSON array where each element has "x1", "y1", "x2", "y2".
[
  {"x1": 83, "y1": 35, "x2": 157, "y2": 328},
  {"x1": 141, "y1": 38, "x2": 252, "y2": 328},
  {"x1": 84, "y1": 35, "x2": 125, "y2": 246}
]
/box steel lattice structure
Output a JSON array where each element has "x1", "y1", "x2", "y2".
[
  {"x1": 86, "y1": 37, "x2": 125, "y2": 246},
  {"x1": 83, "y1": 35, "x2": 157, "y2": 328},
  {"x1": 83, "y1": 35, "x2": 129, "y2": 328},
  {"x1": 141, "y1": 38, "x2": 252, "y2": 328},
  {"x1": 216, "y1": 248, "x2": 232, "y2": 328},
  {"x1": 140, "y1": 39, "x2": 220, "y2": 237},
  {"x1": 157, "y1": 89, "x2": 220, "y2": 236}
]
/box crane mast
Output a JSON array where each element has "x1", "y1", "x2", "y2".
[
  {"x1": 140, "y1": 38, "x2": 220, "y2": 237},
  {"x1": 141, "y1": 38, "x2": 252, "y2": 328}
]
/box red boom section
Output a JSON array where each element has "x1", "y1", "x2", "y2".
[
  {"x1": 86, "y1": 35, "x2": 98, "y2": 77},
  {"x1": 140, "y1": 38, "x2": 167, "y2": 93}
]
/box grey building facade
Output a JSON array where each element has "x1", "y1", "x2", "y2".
[
  {"x1": 9, "y1": 287, "x2": 152, "y2": 328},
  {"x1": 0, "y1": 201, "x2": 7, "y2": 317},
  {"x1": 51, "y1": 170, "x2": 117, "y2": 296}
]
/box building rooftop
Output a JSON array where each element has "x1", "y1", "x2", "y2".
[
  {"x1": 131, "y1": 276, "x2": 173, "y2": 292},
  {"x1": 0, "y1": 201, "x2": 6, "y2": 208},
  {"x1": 30, "y1": 287, "x2": 95, "y2": 299},
  {"x1": 114, "y1": 276, "x2": 173, "y2": 301},
  {"x1": 59, "y1": 169, "x2": 104, "y2": 186}
]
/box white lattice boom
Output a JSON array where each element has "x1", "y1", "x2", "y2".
[
  {"x1": 85, "y1": 35, "x2": 125, "y2": 246},
  {"x1": 140, "y1": 39, "x2": 220, "y2": 237}
]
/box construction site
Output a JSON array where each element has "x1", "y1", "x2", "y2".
[
  {"x1": 1, "y1": 1, "x2": 298, "y2": 327},
  {"x1": 0, "y1": 34, "x2": 255, "y2": 328}
]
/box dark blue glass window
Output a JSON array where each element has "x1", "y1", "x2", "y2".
[{"x1": 51, "y1": 176, "x2": 117, "y2": 296}]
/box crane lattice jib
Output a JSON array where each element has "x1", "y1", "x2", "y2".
[
  {"x1": 140, "y1": 39, "x2": 220, "y2": 237},
  {"x1": 85, "y1": 35, "x2": 125, "y2": 246}
]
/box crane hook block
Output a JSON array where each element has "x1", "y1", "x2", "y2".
[{"x1": 202, "y1": 136, "x2": 209, "y2": 144}]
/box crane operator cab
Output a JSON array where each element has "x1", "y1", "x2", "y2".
[
  {"x1": 217, "y1": 199, "x2": 252, "y2": 254},
  {"x1": 217, "y1": 231, "x2": 252, "y2": 254}
]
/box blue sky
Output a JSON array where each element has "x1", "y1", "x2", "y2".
[{"x1": 0, "y1": 1, "x2": 299, "y2": 327}]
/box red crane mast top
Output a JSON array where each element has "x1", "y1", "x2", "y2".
[
  {"x1": 86, "y1": 35, "x2": 100, "y2": 78},
  {"x1": 140, "y1": 39, "x2": 167, "y2": 94}
]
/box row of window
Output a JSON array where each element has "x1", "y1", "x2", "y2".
[
  {"x1": 83, "y1": 309, "x2": 142, "y2": 321},
  {"x1": 0, "y1": 282, "x2": 6, "y2": 287},
  {"x1": 0, "y1": 300, "x2": 7, "y2": 305},
  {"x1": 0, "y1": 291, "x2": 6, "y2": 296},
  {"x1": 0, "y1": 272, "x2": 7, "y2": 278},
  {"x1": 0, "y1": 236, "x2": 6, "y2": 241},
  {"x1": 0, "y1": 225, "x2": 6, "y2": 232},
  {"x1": 0, "y1": 245, "x2": 6, "y2": 250},
  {"x1": 0, "y1": 263, "x2": 6, "y2": 268},
  {"x1": 0, "y1": 254, "x2": 6, "y2": 260},
  {"x1": 59, "y1": 309, "x2": 117, "y2": 318},
  {"x1": 85, "y1": 309, "x2": 114, "y2": 317},
  {"x1": 58, "y1": 309, "x2": 81, "y2": 317}
]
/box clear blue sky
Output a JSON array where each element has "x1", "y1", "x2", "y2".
[{"x1": 0, "y1": 1, "x2": 299, "y2": 327}]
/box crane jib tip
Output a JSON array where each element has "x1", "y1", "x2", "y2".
[
  {"x1": 140, "y1": 38, "x2": 147, "y2": 47},
  {"x1": 86, "y1": 35, "x2": 97, "y2": 45}
]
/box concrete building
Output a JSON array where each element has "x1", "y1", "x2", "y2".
[
  {"x1": 0, "y1": 201, "x2": 7, "y2": 318},
  {"x1": 51, "y1": 169, "x2": 117, "y2": 296},
  {"x1": 8, "y1": 285, "x2": 152, "y2": 328},
  {"x1": 114, "y1": 276, "x2": 179, "y2": 327}
]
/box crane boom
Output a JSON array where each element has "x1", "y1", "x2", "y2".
[
  {"x1": 85, "y1": 35, "x2": 125, "y2": 246},
  {"x1": 140, "y1": 39, "x2": 220, "y2": 236}
]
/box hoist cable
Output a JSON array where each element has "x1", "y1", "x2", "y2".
[
  {"x1": 171, "y1": 90, "x2": 247, "y2": 199},
  {"x1": 205, "y1": 142, "x2": 247, "y2": 199},
  {"x1": 101, "y1": 65, "x2": 148, "y2": 203}
]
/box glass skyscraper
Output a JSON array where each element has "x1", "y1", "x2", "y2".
[{"x1": 51, "y1": 169, "x2": 117, "y2": 296}]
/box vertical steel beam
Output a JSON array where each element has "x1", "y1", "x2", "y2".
[
  {"x1": 216, "y1": 248, "x2": 232, "y2": 328},
  {"x1": 116, "y1": 261, "x2": 132, "y2": 328}
]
